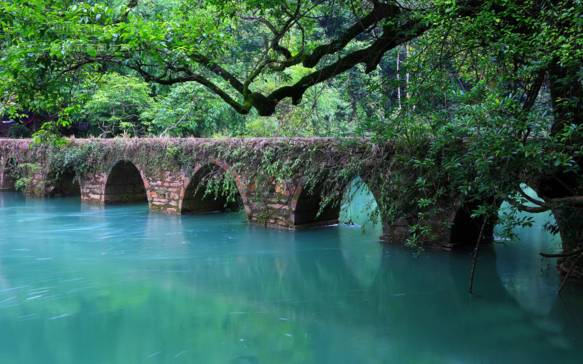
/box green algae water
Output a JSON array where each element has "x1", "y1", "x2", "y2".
[{"x1": 1, "y1": 190, "x2": 582, "y2": 364}]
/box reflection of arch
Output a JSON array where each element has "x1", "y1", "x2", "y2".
[
  {"x1": 0, "y1": 157, "x2": 17, "y2": 191},
  {"x1": 339, "y1": 223, "x2": 384, "y2": 288},
  {"x1": 292, "y1": 228, "x2": 363, "y2": 291},
  {"x1": 48, "y1": 167, "x2": 80, "y2": 197},
  {"x1": 104, "y1": 160, "x2": 148, "y2": 204},
  {"x1": 181, "y1": 163, "x2": 243, "y2": 214}
]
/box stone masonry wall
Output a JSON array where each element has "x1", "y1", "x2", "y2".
[
  {"x1": 0, "y1": 137, "x2": 472, "y2": 247},
  {"x1": 0, "y1": 157, "x2": 7, "y2": 190}
]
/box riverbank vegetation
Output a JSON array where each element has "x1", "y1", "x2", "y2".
[{"x1": 1, "y1": 1, "x2": 581, "y2": 283}]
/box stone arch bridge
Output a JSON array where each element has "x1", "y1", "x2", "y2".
[{"x1": 0, "y1": 138, "x2": 491, "y2": 249}]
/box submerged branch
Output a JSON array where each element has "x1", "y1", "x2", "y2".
[
  {"x1": 540, "y1": 248, "x2": 583, "y2": 258},
  {"x1": 469, "y1": 218, "x2": 488, "y2": 294}
]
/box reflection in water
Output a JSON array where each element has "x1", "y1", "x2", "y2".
[
  {"x1": 0, "y1": 192, "x2": 582, "y2": 363},
  {"x1": 495, "y1": 202, "x2": 562, "y2": 316},
  {"x1": 338, "y1": 178, "x2": 384, "y2": 288},
  {"x1": 338, "y1": 226, "x2": 383, "y2": 289}
]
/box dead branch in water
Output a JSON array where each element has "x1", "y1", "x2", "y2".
[{"x1": 469, "y1": 219, "x2": 488, "y2": 294}]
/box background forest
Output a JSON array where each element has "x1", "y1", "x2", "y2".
[{"x1": 1, "y1": 0, "x2": 418, "y2": 139}]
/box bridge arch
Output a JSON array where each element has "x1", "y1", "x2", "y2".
[
  {"x1": 290, "y1": 176, "x2": 382, "y2": 229},
  {"x1": 104, "y1": 160, "x2": 149, "y2": 204},
  {"x1": 47, "y1": 166, "x2": 80, "y2": 197},
  {"x1": 290, "y1": 180, "x2": 341, "y2": 227},
  {"x1": 446, "y1": 185, "x2": 562, "y2": 250},
  {"x1": 339, "y1": 177, "x2": 382, "y2": 227},
  {"x1": 447, "y1": 202, "x2": 496, "y2": 249},
  {"x1": 181, "y1": 162, "x2": 249, "y2": 215}
]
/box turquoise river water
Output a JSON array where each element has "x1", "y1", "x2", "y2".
[{"x1": 0, "y1": 189, "x2": 582, "y2": 364}]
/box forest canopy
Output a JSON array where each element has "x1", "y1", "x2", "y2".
[{"x1": 0, "y1": 1, "x2": 580, "y2": 135}]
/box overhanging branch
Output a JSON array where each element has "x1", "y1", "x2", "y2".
[
  {"x1": 136, "y1": 66, "x2": 250, "y2": 114},
  {"x1": 69, "y1": 0, "x2": 483, "y2": 117}
]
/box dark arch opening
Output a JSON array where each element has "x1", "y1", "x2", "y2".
[
  {"x1": 292, "y1": 177, "x2": 383, "y2": 231},
  {"x1": 449, "y1": 203, "x2": 496, "y2": 250},
  {"x1": 292, "y1": 182, "x2": 341, "y2": 228},
  {"x1": 0, "y1": 158, "x2": 17, "y2": 191},
  {"x1": 182, "y1": 164, "x2": 242, "y2": 214},
  {"x1": 49, "y1": 167, "x2": 80, "y2": 197},
  {"x1": 105, "y1": 161, "x2": 147, "y2": 204}
]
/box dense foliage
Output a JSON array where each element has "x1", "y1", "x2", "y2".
[
  {"x1": 1, "y1": 1, "x2": 582, "y2": 276},
  {"x1": 0, "y1": 0, "x2": 403, "y2": 137}
]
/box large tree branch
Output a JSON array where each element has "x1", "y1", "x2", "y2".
[
  {"x1": 242, "y1": 15, "x2": 294, "y2": 59},
  {"x1": 117, "y1": 1, "x2": 483, "y2": 116},
  {"x1": 518, "y1": 185, "x2": 546, "y2": 206},
  {"x1": 232, "y1": 0, "x2": 483, "y2": 115},
  {"x1": 265, "y1": 1, "x2": 400, "y2": 72},
  {"x1": 302, "y1": 1, "x2": 401, "y2": 68},
  {"x1": 549, "y1": 196, "x2": 583, "y2": 207},
  {"x1": 509, "y1": 193, "x2": 583, "y2": 213},
  {"x1": 522, "y1": 68, "x2": 546, "y2": 112},
  {"x1": 144, "y1": 1, "x2": 426, "y2": 116},
  {"x1": 257, "y1": 19, "x2": 428, "y2": 115},
  {"x1": 541, "y1": 248, "x2": 583, "y2": 258},
  {"x1": 136, "y1": 66, "x2": 250, "y2": 114},
  {"x1": 513, "y1": 203, "x2": 550, "y2": 213},
  {"x1": 241, "y1": 2, "x2": 303, "y2": 89},
  {"x1": 188, "y1": 53, "x2": 245, "y2": 95}
]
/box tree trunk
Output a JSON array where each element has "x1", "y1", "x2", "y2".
[
  {"x1": 539, "y1": 60, "x2": 583, "y2": 284},
  {"x1": 552, "y1": 207, "x2": 583, "y2": 283},
  {"x1": 396, "y1": 48, "x2": 402, "y2": 110}
]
